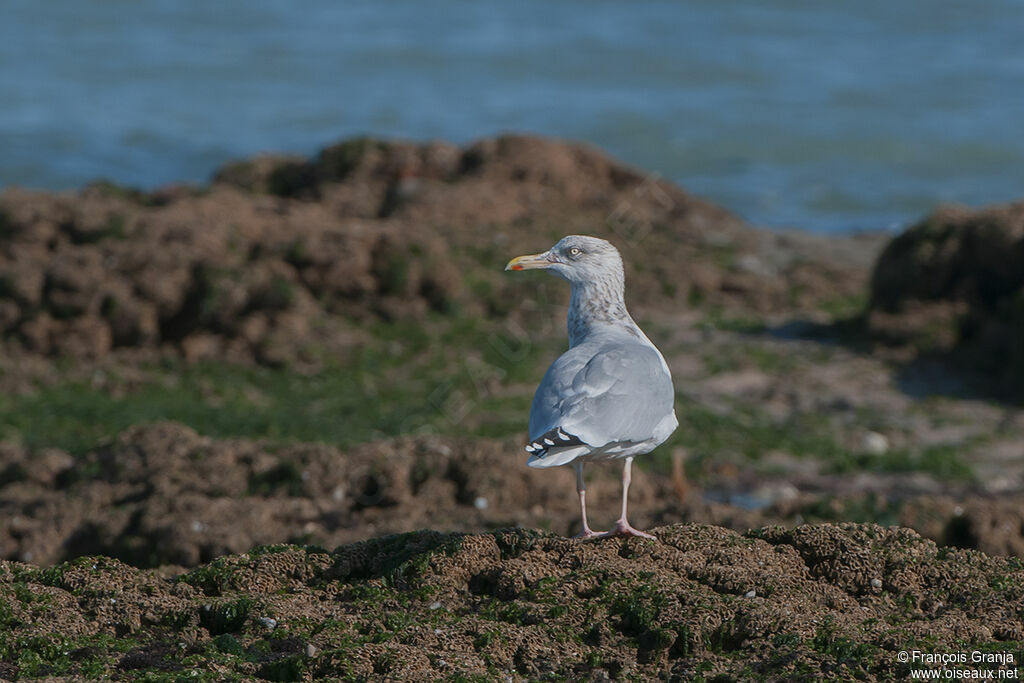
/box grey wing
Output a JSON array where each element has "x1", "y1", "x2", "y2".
[
  {"x1": 529, "y1": 342, "x2": 675, "y2": 448},
  {"x1": 529, "y1": 349, "x2": 588, "y2": 441}
]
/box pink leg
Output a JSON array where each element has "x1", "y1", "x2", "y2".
[
  {"x1": 573, "y1": 462, "x2": 604, "y2": 539},
  {"x1": 601, "y1": 457, "x2": 656, "y2": 540}
]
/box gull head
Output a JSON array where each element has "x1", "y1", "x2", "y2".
[{"x1": 505, "y1": 235, "x2": 623, "y2": 287}]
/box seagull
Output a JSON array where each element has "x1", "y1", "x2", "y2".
[{"x1": 506, "y1": 235, "x2": 678, "y2": 539}]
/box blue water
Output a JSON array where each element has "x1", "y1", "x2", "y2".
[{"x1": 2, "y1": 1, "x2": 1022, "y2": 233}]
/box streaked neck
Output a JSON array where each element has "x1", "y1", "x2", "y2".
[{"x1": 567, "y1": 278, "x2": 640, "y2": 347}]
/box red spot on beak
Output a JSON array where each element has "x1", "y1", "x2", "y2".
[{"x1": 511, "y1": 265, "x2": 523, "y2": 271}]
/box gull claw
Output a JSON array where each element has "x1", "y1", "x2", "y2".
[
  {"x1": 574, "y1": 528, "x2": 606, "y2": 540},
  {"x1": 598, "y1": 520, "x2": 657, "y2": 540}
]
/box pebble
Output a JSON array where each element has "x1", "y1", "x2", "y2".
[
  {"x1": 474, "y1": 496, "x2": 489, "y2": 510},
  {"x1": 870, "y1": 578, "x2": 883, "y2": 589},
  {"x1": 861, "y1": 431, "x2": 889, "y2": 455},
  {"x1": 305, "y1": 644, "x2": 318, "y2": 657},
  {"x1": 750, "y1": 483, "x2": 800, "y2": 507},
  {"x1": 736, "y1": 254, "x2": 776, "y2": 277},
  {"x1": 429, "y1": 601, "x2": 442, "y2": 610},
  {"x1": 258, "y1": 617, "x2": 278, "y2": 630},
  {"x1": 744, "y1": 589, "x2": 756, "y2": 598}
]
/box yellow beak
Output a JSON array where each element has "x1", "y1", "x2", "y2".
[{"x1": 505, "y1": 252, "x2": 553, "y2": 271}]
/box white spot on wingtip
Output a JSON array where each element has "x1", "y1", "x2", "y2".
[{"x1": 544, "y1": 438, "x2": 554, "y2": 445}]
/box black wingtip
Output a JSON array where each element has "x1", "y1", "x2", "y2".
[{"x1": 523, "y1": 427, "x2": 584, "y2": 458}]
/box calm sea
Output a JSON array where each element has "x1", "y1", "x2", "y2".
[{"x1": 2, "y1": 0, "x2": 1021, "y2": 233}]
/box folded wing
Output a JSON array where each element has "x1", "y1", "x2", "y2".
[{"x1": 526, "y1": 340, "x2": 675, "y2": 466}]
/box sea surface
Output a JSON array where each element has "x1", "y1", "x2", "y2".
[{"x1": 2, "y1": 0, "x2": 1022, "y2": 233}]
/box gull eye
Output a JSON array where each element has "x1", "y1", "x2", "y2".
[{"x1": 568, "y1": 247, "x2": 582, "y2": 257}]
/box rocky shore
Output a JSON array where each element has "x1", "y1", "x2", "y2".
[
  {"x1": 2, "y1": 134, "x2": 1023, "y2": 679},
  {"x1": 3, "y1": 523, "x2": 1023, "y2": 680}
]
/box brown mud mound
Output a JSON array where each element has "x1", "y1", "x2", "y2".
[
  {"x1": 868, "y1": 200, "x2": 1024, "y2": 387},
  {"x1": 4, "y1": 422, "x2": 1024, "y2": 572},
  {"x1": 0, "y1": 422, "x2": 562, "y2": 568},
  {"x1": 0, "y1": 135, "x2": 880, "y2": 365},
  {"x1": 1, "y1": 524, "x2": 1023, "y2": 680}
]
